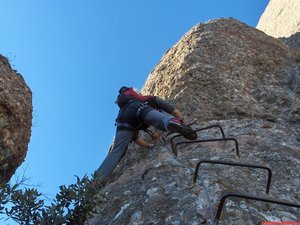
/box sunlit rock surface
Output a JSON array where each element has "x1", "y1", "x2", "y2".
[
  {"x1": 257, "y1": 0, "x2": 300, "y2": 52},
  {"x1": 0, "y1": 54, "x2": 32, "y2": 182},
  {"x1": 256, "y1": 0, "x2": 300, "y2": 39},
  {"x1": 86, "y1": 18, "x2": 300, "y2": 225}
]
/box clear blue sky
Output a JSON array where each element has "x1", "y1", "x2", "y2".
[{"x1": 0, "y1": 0, "x2": 269, "y2": 202}]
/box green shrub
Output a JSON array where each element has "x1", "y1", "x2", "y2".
[{"x1": 0, "y1": 175, "x2": 103, "y2": 225}]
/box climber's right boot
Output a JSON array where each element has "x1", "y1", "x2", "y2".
[{"x1": 167, "y1": 118, "x2": 197, "y2": 140}]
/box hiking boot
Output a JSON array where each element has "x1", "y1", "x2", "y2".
[{"x1": 167, "y1": 118, "x2": 197, "y2": 140}]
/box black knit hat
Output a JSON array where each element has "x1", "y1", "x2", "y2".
[{"x1": 118, "y1": 86, "x2": 130, "y2": 93}]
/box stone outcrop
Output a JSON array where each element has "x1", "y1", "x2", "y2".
[
  {"x1": 256, "y1": 0, "x2": 300, "y2": 52},
  {"x1": 256, "y1": 0, "x2": 300, "y2": 38},
  {"x1": 144, "y1": 18, "x2": 300, "y2": 124},
  {"x1": 0, "y1": 55, "x2": 32, "y2": 182},
  {"x1": 86, "y1": 18, "x2": 300, "y2": 225}
]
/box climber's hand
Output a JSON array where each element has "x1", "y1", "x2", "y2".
[{"x1": 151, "y1": 132, "x2": 162, "y2": 141}]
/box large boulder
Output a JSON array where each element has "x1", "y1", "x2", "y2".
[{"x1": 0, "y1": 54, "x2": 32, "y2": 182}]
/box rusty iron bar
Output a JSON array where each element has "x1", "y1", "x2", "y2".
[
  {"x1": 214, "y1": 192, "x2": 300, "y2": 225},
  {"x1": 174, "y1": 138, "x2": 240, "y2": 158},
  {"x1": 170, "y1": 124, "x2": 226, "y2": 151},
  {"x1": 193, "y1": 160, "x2": 272, "y2": 194}
]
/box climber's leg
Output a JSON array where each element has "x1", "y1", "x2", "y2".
[{"x1": 94, "y1": 130, "x2": 133, "y2": 183}]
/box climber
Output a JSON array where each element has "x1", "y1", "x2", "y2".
[{"x1": 94, "y1": 86, "x2": 197, "y2": 184}]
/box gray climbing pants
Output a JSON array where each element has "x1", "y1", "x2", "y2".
[
  {"x1": 144, "y1": 109, "x2": 173, "y2": 131},
  {"x1": 94, "y1": 109, "x2": 174, "y2": 183}
]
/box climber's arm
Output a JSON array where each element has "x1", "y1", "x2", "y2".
[
  {"x1": 171, "y1": 108, "x2": 184, "y2": 121},
  {"x1": 135, "y1": 137, "x2": 153, "y2": 148},
  {"x1": 130, "y1": 130, "x2": 151, "y2": 148}
]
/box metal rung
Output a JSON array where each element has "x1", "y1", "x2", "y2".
[
  {"x1": 170, "y1": 125, "x2": 226, "y2": 151},
  {"x1": 214, "y1": 192, "x2": 300, "y2": 225},
  {"x1": 193, "y1": 160, "x2": 272, "y2": 194},
  {"x1": 173, "y1": 138, "x2": 240, "y2": 158}
]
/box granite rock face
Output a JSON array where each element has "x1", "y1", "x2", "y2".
[
  {"x1": 256, "y1": 0, "x2": 300, "y2": 38},
  {"x1": 86, "y1": 19, "x2": 300, "y2": 224},
  {"x1": 256, "y1": 0, "x2": 300, "y2": 52},
  {"x1": 281, "y1": 32, "x2": 300, "y2": 51},
  {"x1": 0, "y1": 55, "x2": 32, "y2": 182},
  {"x1": 143, "y1": 18, "x2": 300, "y2": 124}
]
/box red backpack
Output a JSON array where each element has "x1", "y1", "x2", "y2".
[{"x1": 116, "y1": 87, "x2": 154, "y2": 108}]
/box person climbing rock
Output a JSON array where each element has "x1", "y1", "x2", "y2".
[{"x1": 94, "y1": 86, "x2": 197, "y2": 184}]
